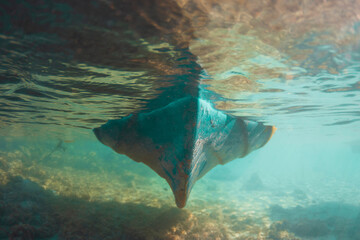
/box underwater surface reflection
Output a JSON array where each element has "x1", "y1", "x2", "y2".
[{"x1": 1, "y1": 0, "x2": 360, "y2": 239}]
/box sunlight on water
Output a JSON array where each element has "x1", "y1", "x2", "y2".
[{"x1": 0, "y1": 0, "x2": 360, "y2": 239}]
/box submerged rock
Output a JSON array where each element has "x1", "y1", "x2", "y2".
[
  {"x1": 94, "y1": 97, "x2": 275, "y2": 208},
  {"x1": 243, "y1": 173, "x2": 265, "y2": 191},
  {"x1": 292, "y1": 189, "x2": 308, "y2": 201},
  {"x1": 290, "y1": 219, "x2": 330, "y2": 238}
]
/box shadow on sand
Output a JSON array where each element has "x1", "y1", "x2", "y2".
[
  {"x1": 0, "y1": 176, "x2": 195, "y2": 240},
  {"x1": 268, "y1": 201, "x2": 360, "y2": 240}
]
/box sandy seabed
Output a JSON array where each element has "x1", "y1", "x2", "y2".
[{"x1": 0, "y1": 144, "x2": 359, "y2": 240}]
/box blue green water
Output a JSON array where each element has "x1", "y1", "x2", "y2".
[{"x1": 1, "y1": 0, "x2": 360, "y2": 239}]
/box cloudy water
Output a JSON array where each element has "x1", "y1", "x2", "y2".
[{"x1": 0, "y1": 1, "x2": 360, "y2": 239}]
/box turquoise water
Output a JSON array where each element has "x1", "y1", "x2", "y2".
[{"x1": 1, "y1": 1, "x2": 360, "y2": 239}]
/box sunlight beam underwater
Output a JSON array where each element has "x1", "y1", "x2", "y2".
[{"x1": 93, "y1": 97, "x2": 276, "y2": 208}]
